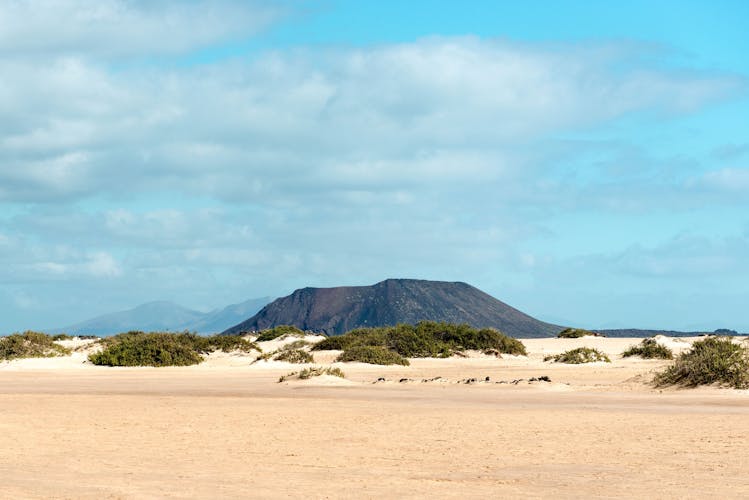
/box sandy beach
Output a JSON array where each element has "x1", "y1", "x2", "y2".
[{"x1": 2, "y1": 336, "x2": 748, "y2": 499}]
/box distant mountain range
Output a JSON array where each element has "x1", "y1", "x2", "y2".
[
  {"x1": 223, "y1": 279, "x2": 564, "y2": 338},
  {"x1": 52, "y1": 297, "x2": 271, "y2": 336},
  {"x1": 45, "y1": 280, "x2": 745, "y2": 339},
  {"x1": 594, "y1": 328, "x2": 744, "y2": 338}
]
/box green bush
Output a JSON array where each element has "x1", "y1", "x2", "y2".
[
  {"x1": 490, "y1": 332, "x2": 528, "y2": 356},
  {"x1": 544, "y1": 347, "x2": 610, "y2": 364},
  {"x1": 622, "y1": 338, "x2": 673, "y2": 359},
  {"x1": 312, "y1": 327, "x2": 388, "y2": 351},
  {"x1": 98, "y1": 331, "x2": 147, "y2": 347},
  {"x1": 336, "y1": 345, "x2": 410, "y2": 366},
  {"x1": 557, "y1": 328, "x2": 601, "y2": 338},
  {"x1": 51, "y1": 333, "x2": 73, "y2": 341},
  {"x1": 89, "y1": 331, "x2": 260, "y2": 367},
  {"x1": 89, "y1": 333, "x2": 203, "y2": 367},
  {"x1": 311, "y1": 335, "x2": 347, "y2": 351},
  {"x1": 654, "y1": 337, "x2": 749, "y2": 389},
  {"x1": 273, "y1": 349, "x2": 314, "y2": 364},
  {"x1": 386, "y1": 324, "x2": 451, "y2": 357},
  {"x1": 312, "y1": 322, "x2": 526, "y2": 358},
  {"x1": 0, "y1": 331, "x2": 71, "y2": 360},
  {"x1": 255, "y1": 325, "x2": 305, "y2": 342}
]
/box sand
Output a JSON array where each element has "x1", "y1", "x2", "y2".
[{"x1": 1, "y1": 336, "x2": 748, "y2": 499}]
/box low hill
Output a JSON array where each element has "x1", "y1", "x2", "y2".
[
  {"x1": 52, "y1": 297, "x2": 271, "y2": 336},
  {"x1": 595, "y1": 328, "x2": 748, "y2": 338},
  {"x1": 222, "y1": 279, "x2": 563, "y2": 338}
]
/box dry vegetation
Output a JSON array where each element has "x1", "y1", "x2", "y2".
[
  {"x1": 556, "y1": 328, "x2": 602, "y2": 338},
  {"x1": 622, "y1": 338, "x2": 673, "y2": 359},
  {"x1": 89, "y1": 331, "x2": 260, "y2": 367},
  {"x1": 0, "y1": 331, "x2": 71, "y2": 360},
  {"x1": 313, "y1": 321, "x2": 526, "y2": 365},
  {"x1": 544, "y1": 347, "x2": 610, "y2": 364},
  {"x1": 278, "y1": 366, "x2": 345, "y2": 382},
  {"x1": 655, "y1": 337, "x2": 749, "y2": 389}
]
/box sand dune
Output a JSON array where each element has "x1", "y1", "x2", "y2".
[{"x1": 1, "y1": 336, "x2": 748, "y2": 498}]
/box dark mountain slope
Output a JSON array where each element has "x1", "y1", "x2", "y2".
[{"x1": 223, "y1": 279, "x2": 563, "y2": 338}]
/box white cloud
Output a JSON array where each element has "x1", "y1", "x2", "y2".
[
  {"x1": 0, "y1": 1, "x2": 282, "y2": 58},
  {"x1": 0, "y1": 37, "x2": 741, "y2": 205},
  {"x1": 86, "y1": 252, "x2": 123, "y2": 278}
]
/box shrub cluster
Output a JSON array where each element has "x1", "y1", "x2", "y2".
[
  {"x1": 0, "y1": 331, "x2": 72, "y2": 360},
  {"x1": 622, "y1": 338, "x2": 673, "y2": 359},
  {"x1": 654, "y1": 337, "x2": 749, "y2": 389},
  {"x1": 279, "y1": 366, "x2": 345, "y2": 382},
  {"x1": 89, "y1": 333, "x2": 203, "y2": 367},
  {"x1": 557, "y1": 328, "x2": 601, "y2": 338},
  {"x1": 255, "y1": 325, "x2": 305, "y2": 342},
  {"x1": 255, "y1": 340, "x2": 314, "y2": 364},
  {"x1": 273, "y1": 348, "x2": 314, "y2": 364},
  {"x1": 313, "y1": 322, "x2": 526, "y2": 365},
  {"x1": 336, "y1": 345, "x2": 409, "y2": 366},
  {"x1": 89, "y1": 331, "x2": 260, "y2": 367},
  {"x1": 544, "y1": 347, "x2": 610, "y2": 364}
]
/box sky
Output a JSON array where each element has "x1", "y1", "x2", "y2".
[{"x1": 1, "y1": 0, "x2": 748, "y2": 333}]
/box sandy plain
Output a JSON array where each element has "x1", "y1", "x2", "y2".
[{"x1": 1, "y1": 335, "x2": 748, "y2": 499}]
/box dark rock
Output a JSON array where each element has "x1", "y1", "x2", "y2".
[{"x1": 222, "y1": 279, "x2": 562, "y2": 337}]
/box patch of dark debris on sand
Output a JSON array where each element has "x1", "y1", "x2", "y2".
[{"x1": 373, "y1": 375, "x2": 553, "y2": 385}]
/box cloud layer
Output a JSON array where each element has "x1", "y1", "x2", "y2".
[{"x1": 1, "y1": 2, "x2": 748, "y2": 332}]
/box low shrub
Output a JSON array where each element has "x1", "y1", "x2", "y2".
[
  {"x1": 51, "y1": 333, "x2": 73, "y2": 341},
  {"x1": 255, "y1": 339, "x2": 314, "y2": 364},
  {"x1": 299, "y1": 366, "x2": 345, "y2": 379},
  {"x1": 312, "y1": 322, "x2": 527, "y2": 358},
  {"x1": 622, "y1": 338, "x2": 673, "y2": 359},
  {"x1": 492, "y1": 334, "x2": 528, "y2": 356},
  {"x1": 282, "y1": 339, "x2": 312, "y2": 350},
  {"x1": 0, "y1": 331, "x2": 71, "y2": 360},
  {"x1": 279, "y1": 366, "x2": 346, "y2": 382},
  {"x1": 557, "y1": 328, "x2": 601, "y2": 338},
  {"x1": 654, "y1": 337, "x2": 749, "y2": 389},
  {"x1": 336, "y1": 345, "x2": 410, "y2": 366},
  {"x1": 273, "y1": 349, "x2": 314, "y2": 364},
  {"x1": 89, "y1": 333, "x2": 203, "y2": 367},
  {"x1": 89, "y1": 331, "x2": 260, "y2": 367},
  {"x1": 255, "y1": 325, "x2": 305, "y2": 342},
  {"x1": 544, "y1": 347, "x2": 610, "y2": 364},
  {"x1": 188, "y1": 334, "x2": 261, "y2": 354},
  {"x1": 312, "y1": 327, "x2": 388, "y2": 351},
  {"x1": 386, "y1": 325, "x2": 451, "y2": 357}
]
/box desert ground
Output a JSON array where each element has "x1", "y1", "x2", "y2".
[{"x1": 2, "y1": 335, "x2": 748, "y2": 499}]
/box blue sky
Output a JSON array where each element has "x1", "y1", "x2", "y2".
[{"x1": 1, "y1": 0, "x2": 748, "y2": 333}]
